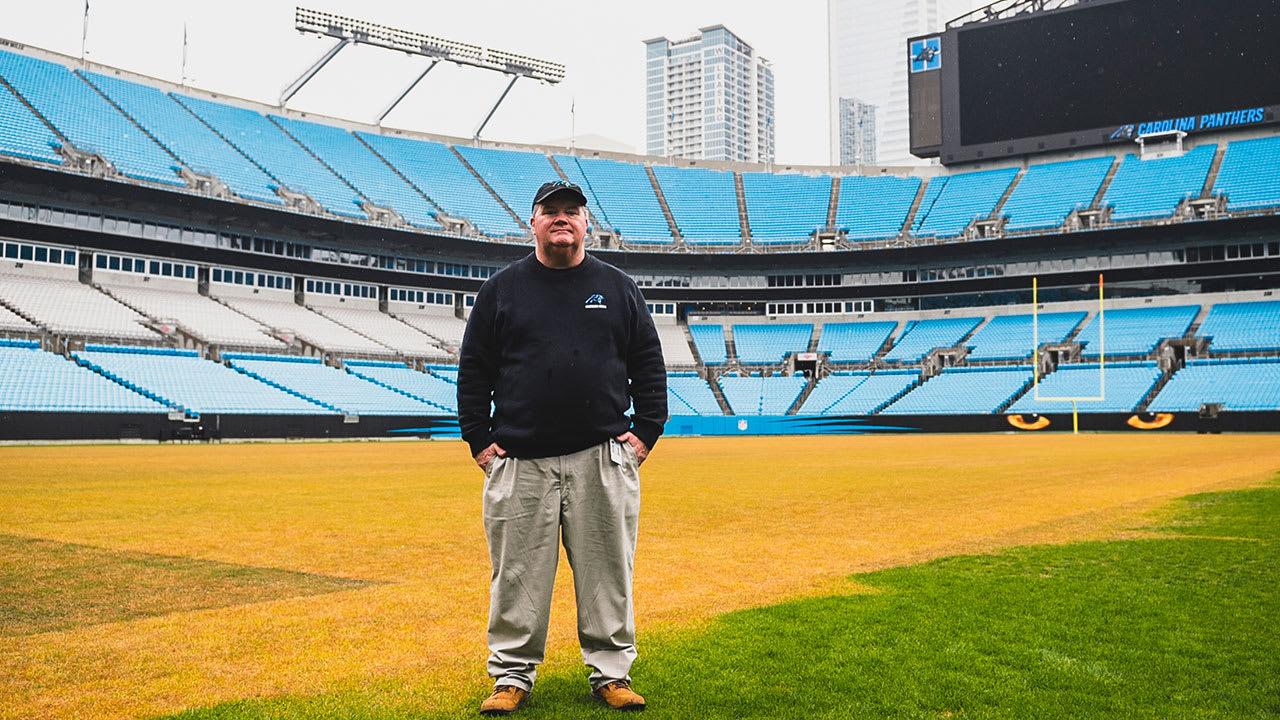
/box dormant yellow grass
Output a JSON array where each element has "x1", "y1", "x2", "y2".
[{"x1": 1, "y1": 434, "x2": 1277, "y2": 719}]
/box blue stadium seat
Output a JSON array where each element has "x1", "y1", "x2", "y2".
[
  {"x1": 1001, "y1": 157, "x2": 1113, "y2": 231},
  {"x1": 1196, "y1": 300, "x2": 1280, "y2": 352},
  {"x1": 173, "y1": 95, "x2": 367, "y2": 218},
  {"x1": 650, "y1": 165, "x2": 742, "y2": 244},
  {"x1": 81, "y1": 71, "x2": 282, "y2": 204},
  {"x1": 816, "y1": 321, "x2": 896, "y2": 363},
  {"x1": 0, "y1": 50, "x2": 182, "y2": 186},
  {"x1": 835, "y1": 175, "x2": 921, "y2": 241},
  {"x1": 718, "y1": 374, "x2": 807, "y2": 415},
  {"x1": 344, "y1": 360, "x2": 456, "y2": 413},
  {"x1": 688, "y1": 324, "x2": 728, "y2": 364},
  {"x1": 1101, "y1": 145, "x2": 1216, "y2": 221},
  {"x1": 1148, "y1": 358, "x2": 1280, "y2": 411},
  {"x1": 883, "y1": 316, "x2": 982, "y2": 362},
  {"x1": 796, "y1": 370, "x2": 917, "y2": 415},
  {"x1": 1212, "y1": 136, "x2": 1280, "y2": 210},
  {"x1": 271, "y1": 115, "x2": 440, "y2": 229},
  {"x1": 357, "y1": 132, "x2": 523, "y2": 236},
  {"x1": 1075, "y1": 305, "x2": 1199, "y2": 357},
  {"x1": 553, "y1": 155, "x2": 673, "y2": 243},
  {"x1": 666, "y1": 372, "x2": 722, "y2": 415},
  {"x1": 882, "y1": 366, "x2": 1032, "y2": 414},
  {"x1": 732, "y1": 324, "x2": 813, "y2": 364},
  {"x1": 455, "y1": 145, "x2": 559, "y2": 226},
  {"x1": 74, "y1": 345, "x2": 331, "y2": 415},
  {"x1": 741, "y1": 172, "x2": 832, "y2": 243},
  {"x1": 0, "y1": 80, "x2": 63, "y2": 165},
  {"x1": 0, "y1": 343, "x2": 170, "y2": 413},
  {"x1": 1007, "y1": 362, "x2": 1161, "y2": 413},
  {"x1": 965, "y1": 312, "x2": 1086, "y2": 361},
  {"x1": 912, "y1": 168, "x2": 1019, "y2": 238},
  {"x1": 227, "y1": 355, "x2": 443, "y2": 415}
]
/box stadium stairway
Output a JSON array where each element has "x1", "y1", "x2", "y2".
[
  {"x1": 222, "y1": 354, "x2": 341, "y2": 412},
  {"x1": 734, "y1": 172, "x2": 752, "y2": 244},
  {"x1": 871, "y1": 372, "x2": 924, "y2": 414},
  {"x1": 1200, "y1": 144, "x2": 1229, "y2": 200},
  {"x1": 449, "y1": 146, "x2": 527, "y2": 232},
  {"x1": 1135, "y1": 364, "x2": 1177, "y2": 413},
  {"x1": 71, "y1": 353, "x2": 182, "y2": 415},
  {"x1": 899, "y1": 179, "x2": 930, "y2": 237},
  {"x1": 826, "y1": 176, "x2": 840, "y2": 230},
  {"x1": 645, "y1": 165, "x2": 683, "y2": 245},
  {"x1": 787, "y1": 374, "x2": 821, "y2": 415},
  {"x1": 987, "y1": 168, "x2": 1023, "y2": 225}
]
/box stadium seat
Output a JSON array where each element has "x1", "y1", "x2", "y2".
[
  {"x1": 740, "y1": 172, "x2": 832, "y2": 243},
  {"x1": 883, "y1": 316, "x2": 982, "y2": 363},
  {"x1": 1074, "y1": 305, "x2": 1199, "y2": 357},
  {"x1": 1195, "y1": 300, "x2": 1280, "y2": 352},
  {"x1": 1101, "y1": 145, "x2": 1216, "y2": 221},
  {"x1": 834, "y1": 175, "x2": 921, "y2": 241},
  {"x1": 732, "y1": 324, "x2": 814, "y2": 364},
  {"x1": 651, "y1": 165, "x2": 743, "y2": 244},
  {"x1": 1006, "y1": 362, "x2": 1161, "y2": 414},
  {"x1": 912, "y1": 168, "x2": 1019, "y2": 238},
  {"x1": 1148, "y1": 358, "x2": 1280, "y2": 411},
  {"x1": 553, "y1": 154, "x2": 673, "y2": 243},
  {"x1": 1212, "y1": 136, "x2": 1280, "y2": 211},
  {"x1": 1001, "y1": 157, "x2": 1113, "y2": 231},
  {"x1": 881, "y1": 366, "x2": 1031, "y2": 414},
  {"x1": 816, "y1": 321, "x2": 897, "y2": 363}
]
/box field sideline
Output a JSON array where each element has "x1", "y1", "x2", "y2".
[{"x1": 2, "y1": 434, "x2": 1278, "y2": 719}]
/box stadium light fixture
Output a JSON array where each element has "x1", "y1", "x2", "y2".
[{"x1": 287, "y1": 7, "x2": 566, "y2": 136}]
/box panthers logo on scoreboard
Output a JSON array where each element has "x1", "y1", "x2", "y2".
[{"x1": 910, "y1": 37, "x2": 941, "y2": 73}]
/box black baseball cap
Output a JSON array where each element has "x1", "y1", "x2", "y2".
[{"x1": 532, "y1": 180, "x2": 587, "y2": 210}]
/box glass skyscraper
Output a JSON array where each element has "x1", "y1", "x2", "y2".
[
  {"x1": 839, "y1": 97, "x2": 877, "y2": 166},
  {"x1": 644, "y1": 25, "x2": 775, "y2": 164}
]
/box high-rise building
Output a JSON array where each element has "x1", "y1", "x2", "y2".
[
  {"x1": 838, "y1": 97, "x2": 877, "y2": 165},
  {"x1": 645, "y1": 25, "x2": 775, "y2": 164},
  {"x1": 828, "y1": 0, "x2": 986, "y2": 166}
]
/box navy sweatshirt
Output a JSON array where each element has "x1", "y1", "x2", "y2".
[{"x1": 457, "y1": 253, "x2": 667, "y2": 459}]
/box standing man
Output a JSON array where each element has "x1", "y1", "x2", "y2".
[{"x1": 458, "y1": 180, "x2": 667, "y2": 716}]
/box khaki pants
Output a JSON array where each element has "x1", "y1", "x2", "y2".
[{"x1": 482, "y1": 440, "x2": 641, "y2": 692}]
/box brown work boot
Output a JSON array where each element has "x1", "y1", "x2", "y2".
[
  {"x1": 479, "y1": 685, "x2": 529, "y2": 716},
  {"x1": 593, "y1": 679, "x2": 646, "y2": 711}
]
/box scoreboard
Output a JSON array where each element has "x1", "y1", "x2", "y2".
[{"x1": 909, "y1": 0, "x2": 1280, "y2": 164}]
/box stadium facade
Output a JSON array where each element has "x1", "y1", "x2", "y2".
[{"x1": 0, "y1": 11, "x2": 1278, "y2": 440}]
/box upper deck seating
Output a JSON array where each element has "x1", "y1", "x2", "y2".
[
  {"x1": 553, "y1": 155, "x2": 673, "y2": 243},
  {"x1": 741, "y1": 172, "x2": 832, "y2": 243},
  {"x1": 732, "y1": 324, "x2": 814, "y2": 364},
  {"x1": 881, "y1": 366, "x2": 1030, "y2": 414},
  {"x1": 0, "y1": 272, "x2": 157, "y2": 341},
  {"x1": 688, "y1": 324, "x2": 728, "y2": 364},
  {"x1": 964, "y1": 311, "x2": 1086, "y2": 361},
  {"x1": 796, "y1": 370, "x2": 917, "y2": 415},
  {"x1": 101, "y1": 285, "x2": 283, "y2": 350},
  {"x1": 911, "y1": 168, "x2": 1019, "y2": 238},
  {"x1": 718, "y1": 374, "x2": 807, "y2": 415},
  {"x1": 81, "y1": 71, "x2": 281, "y2": 204},
  {"x1": 1101, "y1": 145, "x2": 1216, "y2": 221},
  {"x1": 666, "y1": 372, "x2": 721, "y2": 414},
  {"x1": 817, "y1": 321, "x2": 896, "y2": 363},
  {"x1": 1001, "y1": 157, "x2": 1113, "y2": 231},
  {"x1": 357, "y1": 132, "x2": 522, "y2": 236},
  {"x1": 1148, "y1": 358, "x2": 1280, "y2": 411},
  {"x1": 0, "y1": 50, "x2": 181, "y2": 186},
  {"x1": 343, "y1": 360, "x2": 456, "y2": 412},
  {"x1": 1075, "y1": 305, "x2": 1199, "y2": 357},
  {"x1": 0, "y1": 80, "x2": 63, "y2": 165},
  {"x1": 271, "y1": 115, "x2": 440, "y2": 228},
  {"x1": 650, "y1": 165, "x2": 742, "y2": 244},
  {"x1": 173, "y1": 95, "x2": 366, "y2": 218},
  {"x1": 216, "y1": 296, "x2": 391, "y2": 355},
  {"x1": 227, "y1": 355, "x2": 441, "y2": 415},
  {"x1": 882, "y1": 316, "x2": 982, "y2": 362},
  {"x1": 1212, "y1": 136, "x2": 1280, "y2": 211},
  {"x1": 1196, "y1": 300, "x2": 1280, "y2": 352},
  {"x1": 1006, "y1": 362, "x2": 1161, "y2": 413},
  {"x1": 0, "y1": 341, "x2": 169, "y2": 413},
  {"x1": 455, "y1": 145, "x2": 557, "y2": 225},
  {"x1": 834, "y1": 175, "x2": 920, "y2": 241},
  {"x1": 74, "y1": 345, "x2": 329, "y2": 415}
]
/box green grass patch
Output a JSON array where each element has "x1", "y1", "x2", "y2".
[
  {"x1": 157, "y1": 480, "x2": 1280, "y2": 719},
  {"x1": 0, "y1": 535, "x2": 375, "y2": 636}
]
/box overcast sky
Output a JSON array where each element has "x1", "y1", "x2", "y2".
[{"x1": 4, "y1": 0, "x2": 831, "y2": 163}]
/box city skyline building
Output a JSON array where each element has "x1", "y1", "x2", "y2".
[
  {"x1": 838, "y1": 96, "x2": 877, "y2": 165},
  {"x1": 645, "y1": 25, "x2": 776, "y2": 164},
  {"x1": 828, "y1": 0, "x2": 986, "y2": 166}
]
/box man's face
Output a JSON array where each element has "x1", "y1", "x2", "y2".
[{"x1": 531, "y1": 196, "x2": 588, "y2": 261}]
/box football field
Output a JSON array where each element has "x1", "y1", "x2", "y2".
[{"x1": 2, "y1": 434, "x2": 1278, "y2": 719}]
